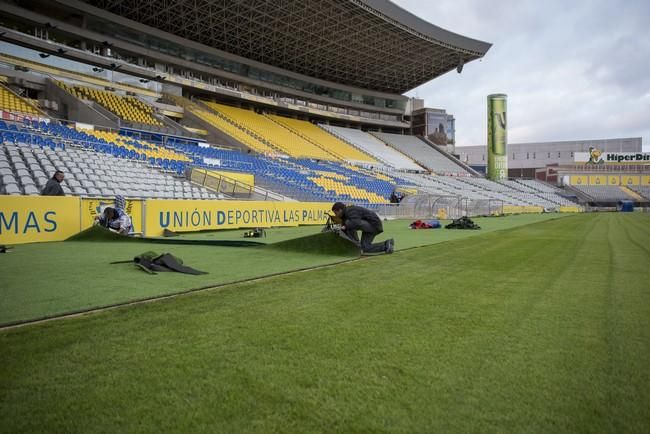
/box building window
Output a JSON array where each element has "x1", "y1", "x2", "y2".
[
  {"x1": 533, "y1": 152, "x2": 536, "y2": 159},
  {"x1": 526, "y1": 152, "x2": 530, "y2": 159},
  {"x1": 547, "y1": 152, "x2": 551, "y2": 158},
  {"x1": 570, "y1": 151, "x2": 574, "y2": 157},
  {"x1": 512, "y1": 153, "x2": 515, "y2": 160},
  {"x1": 558, "y1": 152, "x2": 561, "y2": 158},
  {"x1": 482, "y1": 154, "x2": 485, "y2": 161}
]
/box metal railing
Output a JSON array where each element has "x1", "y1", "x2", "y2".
[
  {"x1": 374, "y1": 194, "x2": 504, "y2": 220},
  {"x1": 188, "y1": 167, "x2": 287, "y2": 201}
]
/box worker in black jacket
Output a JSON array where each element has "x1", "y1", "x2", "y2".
[
  {"x1": 331, "y1": 202, "x2": 394, "y2": 254},
  {"x1": 41, "y1": 170, "x2": 65, "y2": 196}
]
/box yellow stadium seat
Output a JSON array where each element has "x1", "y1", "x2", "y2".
[
  {"x1": 204, "y1": 102, "x2": 337, "y2": 160},
  {"x1": 0, "y1": 86, "x2": 39, "y2": 115},
  {"x1": 267, "y1": 115, "x2": 376, "y2": 163}
]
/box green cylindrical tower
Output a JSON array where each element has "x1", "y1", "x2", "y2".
[{"x1": 487, "y1": 94, "x2": 508, "y2": 180}]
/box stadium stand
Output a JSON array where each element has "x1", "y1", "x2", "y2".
[
  {"x1": 57, "y1": 82, "x2": 163, "y2": 126},
  {"x1": 372, "y1": 131, "x2": 468, "y2": 175},
  {"x1": 0, "y1": 53, "x2": 161, "y2": 99},
  {"x1": 0, "y1": 109, "x2": 581, "y2": 208},
  {"x1": 319, "y1": 125, "x2": 423, "y2": 171},
  {"x1": 0, "y1": 119, "x2": 221, "y2": 199},
  {"x1": 0, "y1": 83, "x2": 41, "y2": 116},
  {"x1": 166, "y1": 139, "x2": 395, "y2": 204},
  {"x1": 397, "y1": 172, "x2": 574, "y2": 208},
  {"x1": 266, "y1": 115, "x2": 377, "y2": 163},
  {"x1": 203, "y1": 102, "x2": 335, "y2": 160},
  {"x1": 173, "y1": 97, "x2": 276, "y2": 154},
  {"x1": 572, "y1": 185, "x2": 640, "y2": 202}
]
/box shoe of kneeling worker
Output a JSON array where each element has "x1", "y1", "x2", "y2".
[{"x1": 385, "y1": 238, "x2": 395, "y2": 254}]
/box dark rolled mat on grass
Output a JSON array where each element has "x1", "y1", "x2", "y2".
[
  {"x1": 66, "y1": 226, "x2": 359, "y2": 256},
  {"x1": 66, "y1": 226, "x2": 266, "y2": 247},
  {"x1": 267, "y1": 231, "x2": 360, "y2": 257}
]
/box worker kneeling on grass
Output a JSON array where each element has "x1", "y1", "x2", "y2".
[{"x1": 331, "y1": 202, "x2": 394, "y2": 254}]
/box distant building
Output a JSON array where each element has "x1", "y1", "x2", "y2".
[
  {"x1": 456, "y1": 138, "x2": 642, "y2": 177},
  {"x1": 410, "y1": 108, "x2": 456, "y2": 154}
]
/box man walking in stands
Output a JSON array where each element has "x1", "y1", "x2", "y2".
[
  {"x1": 331, "y1": 202, "x2": 394, "y2": 254},
  {"x1": 41, "y1": 170, "x2": 65, "y2": 196}
]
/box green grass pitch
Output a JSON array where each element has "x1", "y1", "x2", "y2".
[{"x1": 1, "y1": 212, "x2": 649, "y2": 433}]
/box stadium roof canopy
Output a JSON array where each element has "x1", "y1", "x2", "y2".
[{"x1": 78, "y1": 0, "x2": 491, "y2": 94}]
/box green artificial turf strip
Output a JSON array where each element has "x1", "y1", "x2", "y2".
[
  {"x1": 1, "y1": 213, "x2": 649, "y2": 433},
  {"x1": 267, "y1": 231, "x2": 362, "y2": 256},
  {"x1": 0, "y1": 214, "x2": 563, "y2": 325}
]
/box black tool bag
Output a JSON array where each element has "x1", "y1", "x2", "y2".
[{"x1": 445, "y1": 216, "x2": 481, "y2": 230}]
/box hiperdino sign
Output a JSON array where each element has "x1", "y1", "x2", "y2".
[{"x1": 575, "y1": 148, "x2": 650, "y2": 164}]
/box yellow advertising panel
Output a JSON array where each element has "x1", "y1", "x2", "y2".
[
  {"x1": 570, "y1": 175, "x2": 588, "y2": 186},
  {"x1": 608, "y1": 176, "x2": 620, "y2": 186},
  {"x1": 144, "y1": 200, "x2": 332, "y2": 237},
  {"x1": 588, "y1": 175, "x2": 607, "y2": 186},
  {"x1": 0, "y1": 196, "x2": 81, "y2": 244},
  {"x1": 559, "y1": 206, "x2": 583, "y2": 213},
  {"x1": 502, "y1": 205, "x2": 544, "y2": 214},
  {"x1": 642, "y1": 176, "x2": 650, "y2": 186},
  {"x1": 621, "y1": 175, "x2": 640, "y2": 186},
  {"x1": 80, "y1": 198, "x2": 143, "y2": 232}
]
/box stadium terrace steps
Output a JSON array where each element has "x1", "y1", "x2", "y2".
[
  {"x1": 319, "y1": 125, "x2": 423, "y2": 171},
  {"x1": 372, "y1": 131, "x2": 468, "y2": 175},
  {"x1": 203, "y1": 102, "x2": 336, "y2": 160},
  {"x1": 266, "y1": 115, "x2": 377, "y2": 163}
]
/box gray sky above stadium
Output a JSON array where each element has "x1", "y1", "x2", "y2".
[{"x1": 395, "y1": 0, "x2": 650, "y2": 151}]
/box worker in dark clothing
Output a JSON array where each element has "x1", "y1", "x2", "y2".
[
  {"x1": 41, "y1": 170, "x2": 65, "y2": 196},
  {"x1": 331, "y1": 202, "x2": 394, "y2": 254}
]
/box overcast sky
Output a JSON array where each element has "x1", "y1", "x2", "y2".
[{"x1": 393, "y1": 0, "x2": 650, "y2": 151}]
